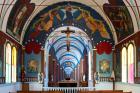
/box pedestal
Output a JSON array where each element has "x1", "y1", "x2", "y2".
[
  {"x1": 80, "y1": 81, "x2": 88, "y2": 87},
  {"x1": 88, "y1": 80, "x2": 93, "y2": 87},
  {"x1": 22, "y1": 83, "x2": 29, "y2": 91}
]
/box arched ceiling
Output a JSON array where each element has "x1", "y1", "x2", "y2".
[
  {"x1": 45, "y1": 26, "x2": 91, "y2": 75},
  {"x1": 0, "y1": 0, "x2": 139, "y2": 75},
  {"x1": 22, "y1": 1, "x2": 115, "y2": 47},
  {"x1": 0, "y1": 0, "x2": 139, "y2": 43}
]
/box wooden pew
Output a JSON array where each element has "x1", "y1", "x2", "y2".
[
  {"x1": 17, "y1": 91, "x2": 64, "y2": 93},
  {"x1": 17, "y1": 91, "x2": 41, "y2": 93},
  {"x1": 98, "y1": 90, "x2": 123, "y2": 93},
  {"x1": 17, "y1": 91, "x2": 28, "y2": 93},
  {"x1": 78, "y1": 90, "x2": 123, "y2": 93},
  {"x1": 28, "y1": 91, "x2": 41, "y2": 93},
  {"x1": 17, "y1": 90, "x2": 130, "y2": 93},
  {"x1": 47, "y1": 91, "x2": 64, "y2": 93}
]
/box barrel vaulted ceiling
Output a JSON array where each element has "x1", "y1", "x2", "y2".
[
  {"x1": 0, "y1": 0, "x2": 140, "y2": 43},
  {"x1": 0, "y1": 0, "x2": 140, "y2": 75}
]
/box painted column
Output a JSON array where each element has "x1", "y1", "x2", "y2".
[
  {"x1": 75, "y1": 69, "x2": 76, "y2": 80},
  {"x1": 81, "y1": 59, "x2": 83, "y2": 81},
  {"x1": 112, "y1": 49, "x2": 115, "y2": 71},
  {"x1": 44, "y1": 52, "x2": 49, "y2": 87},
  {"x1": 88, "y1": 50, "x2": 93, "y2": 87},
  {"x1": 93, "y1": 48, "x2": 97, "y2": 86},
  {"x1": 21, "y1": 47, "x2": 25, "y2": 82},
  {"x1": 41, "y1": 49, "x2": 44, "y2": 75}
]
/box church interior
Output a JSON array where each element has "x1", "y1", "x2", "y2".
[{"x1": 0, "y1": 0, "x2": 140, "y2": 93}]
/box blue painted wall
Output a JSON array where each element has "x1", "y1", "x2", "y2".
[
  {"x1": 96, "y1": 52, "x2": 113, "y2": 77},
  {"x1": 24, "y1": 52, "x2": 41, "y2": 77}
]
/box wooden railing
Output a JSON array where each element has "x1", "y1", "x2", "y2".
[
  {"x1": 99, "y1": 77, "x2": 110, "y2": 82},
  {"x1": 0, "y1": 77, "x2": 5, "y2": 84},
  {"x1": 23, "y1": 77, "x2": 38, "y2": 82},
  {"x1": 99, "y1": 77, "x2": 121, "y2": 82},
  {"x1": 17, "y1": 89, "x2": 132, "y2": 93},
  {"x1": 43, "y1": 87, "x2": 95, "y2": 93},
  {"x1": 134, "y1": 77, "x2": 140, "y2": 84}
]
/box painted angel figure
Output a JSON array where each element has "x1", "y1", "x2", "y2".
[{"x1": 77, "y1": 10, "x2": 110, "y2": 39}]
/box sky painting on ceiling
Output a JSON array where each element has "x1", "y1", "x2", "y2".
[{"x1": 23, "y1": 1, "x2": 114, "y2": 47}]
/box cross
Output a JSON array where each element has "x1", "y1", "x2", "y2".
[
  {"x1": 61, "y1": 27, "x2": 75, "y2": 38},
  {"x1": 61, "y1": 27, "x2": 75, "y2": 51}
]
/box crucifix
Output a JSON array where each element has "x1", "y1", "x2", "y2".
[{"x1": 61, "y1": 27, "x2": 75, "y2": 51}]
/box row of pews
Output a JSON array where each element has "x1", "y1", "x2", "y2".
[{"x1": 17, "y1": 90, "x2": 132, "y2": 93}]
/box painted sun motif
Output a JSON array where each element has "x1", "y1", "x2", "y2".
[{"x1": 99, "y1": 59, "x2": 110, "y2": 73}]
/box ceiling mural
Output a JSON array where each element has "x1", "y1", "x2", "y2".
[
  {"x1": 0, "y1": 0, "x2": 139, "y2": 42},
  {"x1": 22, "y1": 1, "x2": 115, "y2": 75},
  {"x1": 103, "y1": 0, "x2": 134, "y2": 41},
  {"x1": 23, "y1": 1, "x2": 114, "y2": 47},
  {"x1": 0, "y1": 0, "x2": 139, "y2": 75},
  {"x1": 6, "y1": 0, "x2": 35, "y2": 41}
]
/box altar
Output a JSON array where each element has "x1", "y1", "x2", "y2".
[{"x1": 58, "y1": 80, "x2": 77, "y2": 87}]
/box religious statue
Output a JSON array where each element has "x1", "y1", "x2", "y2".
[
  {"x1": 94, "y1": 72, "x2": 100, "y2": 84},
  {"x1": 38, "y1": 72, "x2": 44, "y2": 84},
  {"x1": 83, "y1": 74, "x2": 85, "y2": 81},
  {"x1": 51, "y1": 75, "x2": 53, "y2": 81}
]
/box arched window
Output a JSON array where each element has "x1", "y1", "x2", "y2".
[
  {"x1": 128, "y1": 44, "x2": 134, "y2": 83},
  {"x1": 122, "y1": 47, "x2": 127, "y2": 82},
  {"x1": 12, "y1": 47, "x2": 17, "y2": 82},
  {"x1": 6, "y1": 43, "x2": 11, "y2": 83}
]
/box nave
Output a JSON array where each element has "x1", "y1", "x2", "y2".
[{"x1": 0, "y1": 0, "x2": 140, "y2": 93}]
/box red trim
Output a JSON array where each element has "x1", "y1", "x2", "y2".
[
  {"x1": 0, "y1": 0, "x2": 6, "y2": 18},
  {"x1": 134, "y1": 0, "x2": 140, "y2": 18},
  {"x1": 126, "y1": 0, "x2": 138, "y2": 26},
  {"x1": 0, "y1": 31, "x2": 21, "y2": 47},
  {"x1": 1, "y1": 0, "x2": 14, "y2": 26}
]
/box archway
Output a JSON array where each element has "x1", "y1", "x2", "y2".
[
  {"x1": 44, "y1": 26, "x2": 93, "y2": 87},
  {"x1": 22, "y1": 1, "x2": 114, "y2": 87}
]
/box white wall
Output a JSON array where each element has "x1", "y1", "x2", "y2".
[
  {"x1": 29, "y1": 82, "x2": 43, "y2": 91},
  {"x1": 116, "y1": 82, "x2": 140, "y2": 93},
  {"x1": 95, "y1": 82, "x2": 140, "y2": 93},
  {"x1": 95, "y1": 82, "x2": 113, "y2": 90},
  {"x1": 0, "y1": 82, "x2": 140, "y2": 93},
  {"x1": 0, "y1": 83, "x2": 21, "y2": 93}
]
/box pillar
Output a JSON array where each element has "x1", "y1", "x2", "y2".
[{"x1": 88, "y1": 51, "x2": 93, "y2": 87}]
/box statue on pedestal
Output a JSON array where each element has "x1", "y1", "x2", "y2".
[
  {"x1": 83, "y1": 74, "x2": 85, "y2": 81},
  {"x1": 38, "y1": 72, "x2": 44, "y2": 83},
  {"x1": 51, "y1": 75, "x2": 53, "y2": 82},
  {"x1": 94, "y1": 72, "x2": 100, "y2": 84}
]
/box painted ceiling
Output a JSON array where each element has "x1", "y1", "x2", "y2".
[{"x1": 0, "y1": 0, "x2": 140, "y2": 75}]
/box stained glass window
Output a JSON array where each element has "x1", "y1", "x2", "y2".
[
  {"x1": 12, "y1": 47, "x2": 17, "y2": 82},
  {"x1": 6, "y1": 43, "x2": 11, "y2": 83},
  {"x1": 122, "y1": 47, "x2": 127, "y2": 83},
  {"x1": 128, "y1": 44, "x2": 134, "y2": 83}
]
